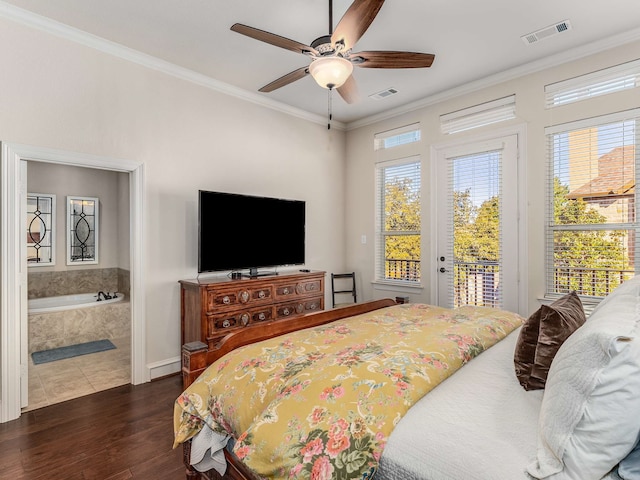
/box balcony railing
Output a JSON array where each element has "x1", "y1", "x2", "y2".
[
  {"x1": 385, "y1": 258, "x2": 421, "y2": 281},
  {"x1": 453, "y1": 261, "x2": 501, "y2": 308},
  {"x1": 552, "y1": 266, "x2": 635, "y2": 297},
  {"x1": 386, "y1": 259, "x2": 634, "y2": 303}
]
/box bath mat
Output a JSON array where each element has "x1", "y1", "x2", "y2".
[{"x1": 31, "y1": 339, "x2": 116, "y2": 365}]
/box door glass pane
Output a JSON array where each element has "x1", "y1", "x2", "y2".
[{"x1": 451, "y1": 151, "x2": 502, "y2": 307}]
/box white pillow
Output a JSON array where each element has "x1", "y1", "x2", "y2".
[
  {"x1": 527, "y1": 289, "x2": 640, "y2": 480},
  {"x1": 590, "y1": 275, "x2": 640, "y2": 316},
  {"x1": 618, "y1": 434, "x2": 640, "y2": 479}
]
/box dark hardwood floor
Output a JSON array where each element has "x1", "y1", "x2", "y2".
[{"x1": 0, "y1": 374, "x2": 186, "y2": 480}]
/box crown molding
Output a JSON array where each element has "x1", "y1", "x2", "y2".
[
  {"x1": 0, "y1": 1, "x2": 346, "y2": 131},
  {"x1": 346, "y1": 26, "x2": 640, "y2": 131}
]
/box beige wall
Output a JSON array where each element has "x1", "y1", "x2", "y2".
[
  {"x1": 27, "y1": 162, "x2": 126, "y2": 271},
  {"x1": 344, "y1": 40, "x2": 640, "y2": 316},
  {"x1": 0, "y1": 18, "x2": 346, "y2": 369}
]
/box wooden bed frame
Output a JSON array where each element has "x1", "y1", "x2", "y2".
[{"x1": 180, "y1": 298, "x2": 398, "y2": 480}]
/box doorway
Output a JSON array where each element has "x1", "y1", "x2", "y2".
[
  {"x1": 432, "y1": 131, "x2": 525, "y2": 314},
  {"x1": 0, "y1": 143, "x2": 146, "y2": 423}
]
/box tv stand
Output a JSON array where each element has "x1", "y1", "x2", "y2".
[{"x1": 245, "y1": 267, "x2": 278, "y2": 278}]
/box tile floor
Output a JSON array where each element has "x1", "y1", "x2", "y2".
[{"x1": 23, "y1": 336, "x2": 131, "y2": 412}]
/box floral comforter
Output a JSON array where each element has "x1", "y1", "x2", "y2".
[{"x1": 173, "y1": 303, "x2": 522, "y2": 480}]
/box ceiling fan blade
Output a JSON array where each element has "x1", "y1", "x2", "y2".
[
  {"x1": 331, "y1": 0, "x2": 385, "y2": 52},
  {"x1": 231, "y1": 23, "x2": 318, "y2": 56},
  {"x1": 351, "y1": 51, "x2": 435, "y2": 68},
  {"x1": 337, "y1": 75, "x2": 359, "y2": 104},
  {"x1": 259, "y1": 66, "x2": 310, "y2": 93}
]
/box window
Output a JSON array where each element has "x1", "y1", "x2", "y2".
[
  {"x1": 546, "y1": 109, "x2": 639, "y2": 298},
  {"x1": 440, "y1": 95, "x2": 516, "y2": 135},
  {"x1": 374, "y1": 124, "x2": 421, "y2": 150},
  {"x1": 375, "y1": 157, "x2": 421, "y2": 283},
  {"x1": 545, "y1": 58, "x2": 640, "y2": 108},
  {"x1": 67, "y1": 196, "x2": 99, "y2": 265},
  {"x1": 27, "y1": 193, "x2": 55, "y2": 266}
]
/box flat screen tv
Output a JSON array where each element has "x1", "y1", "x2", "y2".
[{"x1": 198, "y1": 190, "x2": 306, "y2": 276}]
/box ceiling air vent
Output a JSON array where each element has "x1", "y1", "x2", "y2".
[
  {"x1": 521, "y1": 20, "x2": 572, "y2": 45},
  {"x1": 369, "y1": 87, "x2": 399, "y2": 100}
]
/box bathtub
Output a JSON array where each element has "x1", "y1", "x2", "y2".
[{"x1": 28, "y1": 292, "x2": 124, "y2": 314}]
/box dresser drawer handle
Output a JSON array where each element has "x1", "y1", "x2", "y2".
[
  {"x1": 241, "y1": 313, "x2": 250, "y2": 326},
  {"x1": 222, "y1": 296, "x2": 231, "y2": 305},
  {"x1": 309, "y1": 303, "x2": 317, "y2": 310},
  {"x1": 283, "y1": 288, "x2": 289, "y2": 295},
  {"x1": 283, "y1": 308, "x2": 290, "y2": 316},
  {"x1": 222, "y1": 319, "x2": 231, "y2": 328},
  {"x1": 258, "y1": 290, "x2": 266, "y2": 299},
  {"x1": 258, "y1": 313, "x2": 266, "y2": 321}
]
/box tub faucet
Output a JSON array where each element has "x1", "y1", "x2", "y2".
[{"x1": 97, "y1": 291, "x2": 109, "y2": 301}]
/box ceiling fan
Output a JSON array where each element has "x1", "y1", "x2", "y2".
[{"x1": 230, "y1": 0, "x2": 435, "y2": 104}]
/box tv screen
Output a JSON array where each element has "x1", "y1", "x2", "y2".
[{"x1": 198, "y1": 190, "x2": 306, "y2": 274}]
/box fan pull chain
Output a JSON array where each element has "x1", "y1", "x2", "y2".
[{"x1": 327, "y1": 88, "x2": 333, "y2": 130}]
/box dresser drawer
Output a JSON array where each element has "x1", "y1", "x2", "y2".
[
  {"x1": 275, "y1": 296, "x2": 323, "y2": 320},
  {"x1": 274, "y1": 278, "x2": 323, "y2": 299},
  {"x1": 206, "y1": 285, "x2": 274, "y2": 311},
  {"x1": 207, "y1": 305, "x2": 277, "y2": 334}
]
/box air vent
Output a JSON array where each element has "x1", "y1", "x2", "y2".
[
  {"x1": 521, "y1": 20, "x2": 572, "y2": 45},
  {"x1": 369, "y1": 87, "x2": 399, "y2": 100}
]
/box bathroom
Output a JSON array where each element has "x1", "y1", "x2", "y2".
[{"x1": 25, "y1": 161, "x2": 131, "y2": 411}]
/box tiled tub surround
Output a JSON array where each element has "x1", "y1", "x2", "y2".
[
  {"x1": 28, "y1": 267, "x2": 130, "y2": 299},
  {"x1": 25, "y1": 268, "x2": 132, "y2": 411},
  {"x1": 28, "y1": 298, "x2": 130, "y2": 353}
]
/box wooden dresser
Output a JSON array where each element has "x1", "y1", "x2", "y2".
[{"x1": 179, "y1": 270, "x2": 325, "y2": 352}]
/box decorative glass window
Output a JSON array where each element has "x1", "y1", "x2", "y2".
[
  {"x1": 27, "y1": 193, "x2": 55, "y2": 266},
  {"x1": 67, "y1": 196, "x2": 99, "y2": 265},
  {"x1": 545, "y1": 109, "x2": 639, "y2": 299},
  {"x1": 375, "y1": 157, "x2": 421, "y2": 283}
]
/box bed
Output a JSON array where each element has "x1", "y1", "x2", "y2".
[{"x1": 174, "y1": 279, "x2": 640, "y2": 480}]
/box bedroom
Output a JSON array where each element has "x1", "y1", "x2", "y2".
[{"x1": 0, "y1": 0, "x2": 639, "y2": 445}]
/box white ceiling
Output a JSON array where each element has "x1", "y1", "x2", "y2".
[{"x1": 2, "y1": 0, "x2": 640, "y2": 125}]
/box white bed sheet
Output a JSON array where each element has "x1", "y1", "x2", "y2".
[{"x1": 377, "y1": 328, "x2": 543, "y2": 480}]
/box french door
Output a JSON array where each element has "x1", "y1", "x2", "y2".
[{"x1": 435, "y1": 135, "x2": 520, "y2": 312}]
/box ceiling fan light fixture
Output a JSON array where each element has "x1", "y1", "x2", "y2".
[{"x1": 309, "y1": 56, "x2": 353, "y2": 89}]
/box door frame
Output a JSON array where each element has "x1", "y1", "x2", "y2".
[
  {"x1": 429, "y1": 124, "x2": 528, "y2": 316},
  {"x1": 0, "y1": 143, "x2": 147, "y2": 423}
]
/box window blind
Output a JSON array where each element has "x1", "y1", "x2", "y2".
[
  {"x1": 375, "y1": 157, "x2": 421, "y2": 283},
  {"x1": 545, "y1": 58, "x2": 640, "y2": 108},
  {"x1": 545, "y1": 109, "x2": 639, "y2": 298},
  {"x1": 444, "y1": 148, "x2": 504, "y2": 308},
  {"x1": 374, "y1": 123, "x2": 421, "y2": 150},
  {"x1": 440, "y1": 95, "x2": 516, "y2": 135}
]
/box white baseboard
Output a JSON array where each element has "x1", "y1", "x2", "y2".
[{"x1": 147, "y1": 356, "x2": 181, "y2": 380}]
